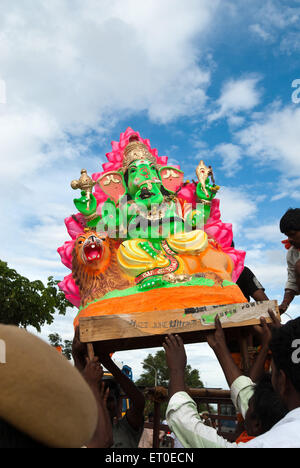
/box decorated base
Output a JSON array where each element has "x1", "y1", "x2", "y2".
[
  {"x1": 73, "y1": 280, "x2": 247, "y2": 328},
  {"x1": 79, "y1": 300, "x2": 279, "y2": 352}
]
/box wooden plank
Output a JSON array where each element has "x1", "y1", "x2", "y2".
[
  {"x1": 79, "y1": 300, "x2": 279, "y2": 352},
  {"x1": 87, "y1": 343, "x2": 95, "y2": 360}
]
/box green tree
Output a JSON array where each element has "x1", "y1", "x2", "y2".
[
  {"x1": 135, "y1": 349, "x2": 204, "y2": 388},
  {"x1": 48, "y1": 332, "x2": 73, "y2": 360},
  {"x1": 135, "y1": 349, "x2": 206, "y2": 418},
  {"x1": 0, "y1": 260, "x2": 73, "y2": 332}
]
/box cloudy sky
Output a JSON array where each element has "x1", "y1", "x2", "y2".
[{"x1": 1, "y1": 0, "x2": 300, "y2": 389}]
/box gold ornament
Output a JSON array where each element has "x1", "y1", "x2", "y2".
[
  {"x1": 122, "y1": 135, "x2": 157, "y2": 172},
  {"x1": 71, "y1": 169, "x2": 96, "y2": 211},
  {"x1": 195, "y1": 160, "x2": 215, "y2": 198}
]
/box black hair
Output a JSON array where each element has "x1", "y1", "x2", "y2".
[
  {"x1": 269, "y1": 317, "x2": 300, "y2": 393},
  {"x1": 279, "y1": 208, "x2": 300, "y2": 234},
  {"x1": 251, "y1": 373, "x2": 288, "y2": 434},
  {"x1": 0, "y1": 418, "x2": 47, "y2": 448}
]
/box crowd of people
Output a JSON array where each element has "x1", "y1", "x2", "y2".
[{"x1": 1, "y1": 208, "x2": 300, "y2": 448}]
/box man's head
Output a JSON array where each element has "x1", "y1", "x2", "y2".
[
  {"x1": 269, "y1": 317, "x2": 300, "y2": 409},
  {"x1": 244, "y1": 373, "x2": 288, "y2": 437},
  {"x1": 280, "y1": 208, "x2": 300, "y2": 249}
]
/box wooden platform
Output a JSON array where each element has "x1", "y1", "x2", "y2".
[{"x1": 79, "y1": 300, "x2": 279, "y2": 353}]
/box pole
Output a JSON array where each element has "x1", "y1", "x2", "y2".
[{"x1": 145, "y1": 364, "x2": 158, "y2": 387}]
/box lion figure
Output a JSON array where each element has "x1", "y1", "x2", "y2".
[{"x1": 72, "y1": 230, "x2": 134, "y2": 307}]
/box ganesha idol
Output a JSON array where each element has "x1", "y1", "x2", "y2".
[{"x1": 57, "y1": 128, "x2": 247, "y2": 328}]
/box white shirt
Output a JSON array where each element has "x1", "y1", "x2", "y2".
[
  {"x1": 166, "y1": 377, "x2": 300, "y2": 448},
  {"x1": 241, "y1": 407, "x2": 300, "y2": 448},
  {"x1": 286, "y1": 246, "x2": 300, "y2": 293}
]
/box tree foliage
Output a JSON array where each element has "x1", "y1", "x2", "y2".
[
  {"x1": 135, "y1": 349, "x2": 205, "y2": 418},
  {"x1": 48, "y1": 332, "x2": 73, "y2": 360},
  {"x1": 0, "y1": 260, "x2": 73, "y2": 332},
  {"x1": 135, "y1": 349, "x2": 204, "y2": 389}
]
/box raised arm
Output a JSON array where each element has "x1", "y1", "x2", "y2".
[
  {"x1": 206, "y1": 315, "x2": 243, "y2": 387},
  {"x1": 81, "y1": 356, "x2": 113, "y2": 448},
  {"x1": 250, "y1": 309, "x2": 282, "y2": 382},
  {"x1": 279, "y1": 289, "x2": 296, "y2": 314},
  {"x1": 163, "y1": 333, "x2": 238, "y2": 448},
  {"x1": 163, "y1": 334, "x2": 187, "y2": 398},
  {"x1": 97, "y1": 352, "x2": 145, "y2": 431}
]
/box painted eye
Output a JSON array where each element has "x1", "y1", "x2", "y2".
[{"x1": 78, "y1": 240, "x2": 83, "y2": 245}]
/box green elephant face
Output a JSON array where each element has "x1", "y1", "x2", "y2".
[{"x1": 127, "y1": 160, "x2": 164, "y2": 207}]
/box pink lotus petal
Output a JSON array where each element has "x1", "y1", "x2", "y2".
[
  {"x1": 106, "y1": 153, "x2": 117, "y2": 162},
  {"x1": 57, "y1": 240, "x2": 75, "y2": 270},
  {"x1": 223, "y1": 248, "x2": 246, "y2": 283},
  {"x1": 102, "y1": 162, "x2": 116, "y2": 171},
  {"x1": 111, "y1": 141, "x2": 120, "y2": 151},
  {"x1": 92, "y1": 172, "x2": 102, "y2": 181},
  {"x1": 209, "y1": 198, "x2": 221, "y2": 222},
  {"x1": 158, "y1": 156, "x2": 168, "y2": 165},
  {"x1": 65, "y1": 214, "x2": 86, "y2": 239},
  {"x1": 178, "y1": 183, "x2": 197, "y2": 205},
  {"x1": 58, "y1": 274, "x2": 81, "y2": 308}
]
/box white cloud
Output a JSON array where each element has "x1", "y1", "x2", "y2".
[
  {"x1": 246, "y1": 257, "x2": 286, "y2": 291},
  {"x1": 244, "y1": 222, "x2": 283, "y2": 244},
  {"x1": 0, "y1": 0, "x2": 218, "y2": 130},
  {"x1": 0, "y1": 0, "x2": 222, "y2": 282},
  {"x1": 248, "y1": 0, "x2": 300, "y2": 49},
  {"x1": 239, "y1": 245, "x2": 287, "y2": 293},
  {"x1": 280, "y1": 31, "x2": 300, "y2": 55},
  {"x1": 208, "y1": 76, "x2": 262, "y2": 123},
  {"x1": 249, "y1": 23, "x2": 273, "y2": 42},
  {"x1": 235, "y1": 103, "x2": 300, "y2": 197},
  {"x1": 213, "y1": 143, "x2": 242, "y2": 177},
  {"x1": 217, "y1": 186, "x2": 258, "y2": 234}
]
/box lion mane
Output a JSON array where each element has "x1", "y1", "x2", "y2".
[{"x1": 72, "y1": 234, "x2": 133, "y2": 307}]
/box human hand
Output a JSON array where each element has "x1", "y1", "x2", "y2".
[
  {"x1": 253, "y1": 316, "x2": 272, "y2": 348},
  {"x1": 163, "y1": 334, "x2": 187, "y2": 374},
  {"x1": 73, "y1": 191, "x2": 97, "y2": 216},
  {"x1": 82, "y1": 356, "x2": 104, "y2": 390},
  {"x1": 268, "y1": 308, "x2": 282, "y2": 328},
  {"x1": 206, "y1": 314, "x2": 226, "y2": 351},
  {"x1": 163, "y1": 334, "x2": 186, "y2": 398},
  {"x1": 253, "y1": 309, "x2": 281, "y2": 346}
]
